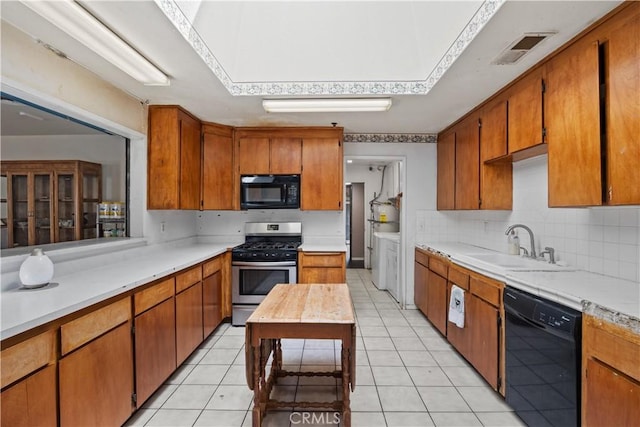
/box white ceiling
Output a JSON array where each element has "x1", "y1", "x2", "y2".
[{"x1": 1, "y1": 0, "x2": 622, "y2": 135}]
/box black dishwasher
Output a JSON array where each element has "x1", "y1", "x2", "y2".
[{"x1": 504, "y1": 286, "x2": 582, "y2": 427}]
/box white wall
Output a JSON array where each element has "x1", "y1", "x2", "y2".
[
  {"x1": 417, "y1": 155, "x2": 640, "y2": 283},
  {"x1": 345, "y1": 142, "x2": 436, "y2": 308},
  {"x1": 196, "y1": 210, "x2": 343, "y2": 244},
  {"x1": 1, "y1": 135, "x2": 127, "y2": 201}
]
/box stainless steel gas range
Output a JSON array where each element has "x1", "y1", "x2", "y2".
[{"x1": 231, "y1": 222, "x2": 302, "y2": 326}]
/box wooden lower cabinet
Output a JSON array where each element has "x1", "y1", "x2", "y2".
[
  {"x1": 203, "y1": 270, "x2": 222, "y2": 337},
  {"x1": 426, "y1": 270, "x2": 448, "y2": 336},
  {"x1": 1, "y1": 365, "x2": 57, "y2": 427},
  {"x1": 59, "y1": 321, "x2": 134, "y2": 426},
  {"x1": 176, "y1": 282, "x2": 204, "y2": 365},
  {"x1": 582, "y1": 314, "x2": 640, "y2": 426},
  {"x1": 299, "y1": 252, "x2": 346, "y2": 284},
  {"x1": 134, "y1": 297, "x2": 176, "y2": 406},
  {"x1": 468, "y1": 293, "x2": 499, "y2": 389},
  {"x1": 416, "y1": 251, "x2": 503, "y2": 392},
  {"x1": 447, "y1": 270, "x2": 502, "y2": 391},
  {"x1": 414, "y1": 249, "x2": 429, "y2": 313}
]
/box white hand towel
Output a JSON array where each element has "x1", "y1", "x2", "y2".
[{"x1": 448, "y1": 285, "x2": 465, "y2": 328}]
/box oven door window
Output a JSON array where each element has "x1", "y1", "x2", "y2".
[{"x1": 239, "y1": 269, "x2": 289, "y2": 296}]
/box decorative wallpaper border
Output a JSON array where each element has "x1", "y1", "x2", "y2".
[
  {"x1": 344, "y1": 133, "x2": 437, "y2": 144},
  {"x1": 154, "y1": 0, "x2": 505, "y2": 97}
]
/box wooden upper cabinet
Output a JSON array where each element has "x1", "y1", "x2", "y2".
[
  {"x1": 545, "y1": 40, "x2": 601, "y2": 207},
  {"x1": 237, "y1": 136, "x2": 302, "y2": 175},
  {"x1": 202, "y1": 123, "x2": 236, "y2": 210},
  {"x1": 436, "y1": 131, "x2": 455, "y2": 210},
  {"x1": 301, "y1": 136, "x2": 343, "y2": 210},
  {"x1": 605, "y1": 7, "x2": 640, "y2": 205},
  {"x1": 270, "y1": 138, "x2": 302, "y2": 174},
  {"x1": 454, "y1": 115, "x2": 480, "y2": 210},
  {"x1": 238, "y1": 137, "x2": 271, "y2": 175},
  {"x1": 481, "y1": 100, "x2": 508, "y2": 160},
  {"x1": 507, "y1": 67, "x2": 544, "y2": 153},
  {"x1": 479, "y1": 100, "x2": 512, "y2": 210},
  {"x1": 148, "y1": 106, "x2": 202, "y2": 210}
]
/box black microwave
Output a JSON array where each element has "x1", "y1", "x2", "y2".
[{"x1": 240, "y1": 175, "x2": 300, "y2": 209}]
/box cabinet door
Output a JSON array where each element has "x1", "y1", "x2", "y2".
[
  {"x1": 468, "y1": 294, "x2": 499, "y2": 389},
  {"x1": 508, "y1": 69, "x2": 544, "y2": 153},
  {"x1": 455, "y1": 116, "x2": 480, "y2": 210},
  {"x1": 584, "y1": 358, "x2": 640, "y2": 427},
  {"x1": 606, "y1": 11, "x2": 640, "y2": 205},
  {"x1": 301, "y1": 137, "x2": 343, "y2": 210},
  {"x1": 0, "y1": 365, "x2": 57, "y2": 427},
  {"x1": 480, "y1": 100, "x2": 512, "y2": 210},
  {"x1": 203, "y1": 271, "x2": 222, "y2": 337},
  {"x1": 426, "y1": 270, "x2": 447, "y2": 336},
  {"x1": 414, "y1": 258, "x2": 428, "y2": 314},
  {"x1": 202, "y1": 131, "x2": 235, "y2": 210},
  {"x1": 176, "y1": 282, "x2": 204, "y2": 365},
  {"x1": 546, "y1": 41, "x2": 601, "y2": 207},
  {"x1": 148, "y1": 107, "x2": 181, "y2": 209},
  {"x1": 179, "y1": 112, "x2": 202, "y2": 210},
  {"x1": 56, "y1": 171, "x2": 77, "y2": 243},
  {"x1": 134, "y1": 297, "x2": 176, "y2": 406},
  {"x1": 238, "y1": 137, "x2": 270, "y2": 175},
  {"x1": 436, "y1": 131, "x2": 455, "y2": 210},
  {"x1": 446, "y1": 282, "x2": 471, "y2": 360},
  {"x1": 59, "y1": 321, "x2": 134, "y2": 426},
  {"x1": 270, "y1": 138, "x2": 302, "y2": 174}
]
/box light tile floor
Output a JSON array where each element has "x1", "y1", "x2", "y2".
[{"x1": 125, "y1": 269, "x2": 525, "y2": 427}]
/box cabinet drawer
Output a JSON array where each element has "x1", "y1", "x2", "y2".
[
  {"x1": 429, "y1": 257, "x2": 448, "y2": 278},
  {"x1": 415, "y1": 249, "x2": 429, "y2": 267},
  {"x1": 134, "y1": 277, "x2": 175, "y2": 316},
  {"x1": 176, "y1": 266, "x2": 202, "y2": 293},
  {"x1": 61, "y1": 298, "x2": 131, "y2": 355},
  {"x1": 301, "y1": 252, "x2": 344, "y2": 267},
  {"x1": 470, "y1": 277, "x2": 501, "y2": 307},
  {"x1": 203, "y1": 256, "x2": 222, "y2": 277},
  {"x1": 1, "y1": 329, "x2": 56, "y2": 389},
  {"x1": 448, "y1": 266, "x2": 470, "y2": 290}
]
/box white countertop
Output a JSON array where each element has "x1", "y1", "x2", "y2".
[
  {"x1": 299, "y1": 237, "x2": 347, "y2": 252},
  {"x1": 1, "y1": 241, "x2": 236, "y2": 340},
  {"x1": 417, "y1": 242, "x2": 640, "y2": 322}
]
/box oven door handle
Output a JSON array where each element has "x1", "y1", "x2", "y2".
[{"x1": 232, "y1": 261, "x2": 297, "y2": 267}]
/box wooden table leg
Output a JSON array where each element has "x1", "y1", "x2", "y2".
[
  {"x1": 341, "y1": 346, "x2": 351, "y2": 427},
  {"x1": 252, "y1": 344, "x2": 262, "y2": 427}
]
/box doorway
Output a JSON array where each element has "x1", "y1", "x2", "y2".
[{"x1": 346, "y1": 183, "x2": 365, "y2": 268}]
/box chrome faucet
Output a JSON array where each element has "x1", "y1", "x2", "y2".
[{"x1": 505, "y1": 224, "x2": 536, "y2": 259}]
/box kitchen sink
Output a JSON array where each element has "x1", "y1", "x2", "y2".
[{"x1": 456, "y1": 252, "x2": 575, "y2": 272}]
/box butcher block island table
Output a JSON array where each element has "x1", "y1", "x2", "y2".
[{"x1": 245, "y1": 283, "x2": 356, "y2": 426}]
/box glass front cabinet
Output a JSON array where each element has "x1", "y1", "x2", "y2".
[{"x1": 1, "y1": 161, "x2": 102, "y2": 248}]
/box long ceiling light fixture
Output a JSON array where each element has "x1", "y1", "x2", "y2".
[
  {"x1": 21, "y1": 0, "x2": 170, "y2": 86},
  {"x1": 263, "y1": 98, "x2": 392, "y2": 113}
]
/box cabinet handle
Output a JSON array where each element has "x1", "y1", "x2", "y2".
[{"x1": 608, "y1": 187, "x2": 613, "y2": 201}]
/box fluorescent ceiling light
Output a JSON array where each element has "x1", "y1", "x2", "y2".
[
  {"x1": 21, "y1": 0, "x2": 169, "y2": 86},
  {"x1": 263, "y1": 98, "x2": 392, "y2": 113}
]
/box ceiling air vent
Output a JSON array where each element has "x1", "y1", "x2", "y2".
[{"x1": 492, "y1": 32, "x2": 555, "y2": 65}]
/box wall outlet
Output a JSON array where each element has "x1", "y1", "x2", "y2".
[{"x1": 160, "y1": 222, "x2": 166, "y2": 233}]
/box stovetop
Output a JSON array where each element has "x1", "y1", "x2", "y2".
[
  {"x1": 232, "y1": 222, "x2": 302, "y2": 262},
  {"x1": 232, "y1": 240, "x2": 300, "y2": 262},
  {"x1": 233, "y1": 241, "x2": 301, "y2": 251}
]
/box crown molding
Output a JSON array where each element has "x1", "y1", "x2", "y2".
[
  {"x1": 154, "y1": 0, "x2": 505, "y2": 97},
  {"x1": 344, "y1": 133, "x2": 437, "y2": 144}
]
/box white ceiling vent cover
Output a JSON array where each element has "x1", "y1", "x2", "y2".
[{"x1": 493, "y1": 32, "x2": 555, "y2": 65}]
